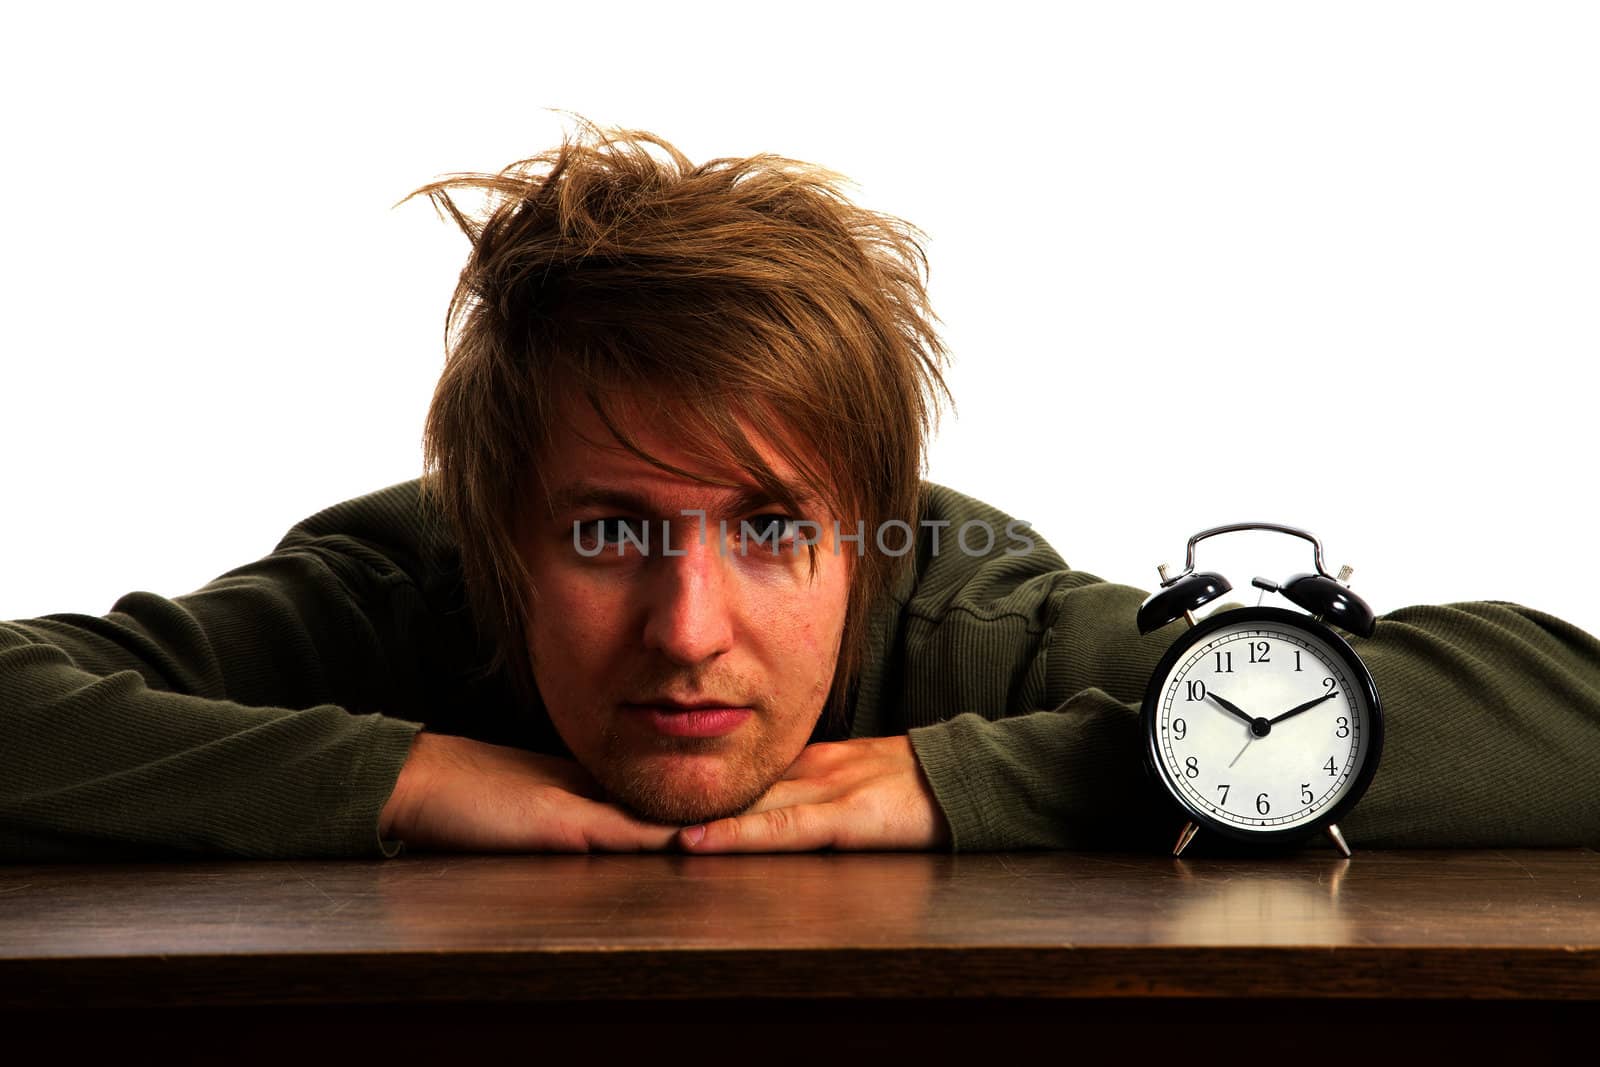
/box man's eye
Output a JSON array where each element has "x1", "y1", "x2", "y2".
[
  {"x1": 737, "y1": 514, "x2": 802, "y2": 551},
  {"x1": 576, "y1": 517, "x2": 649, "y2": 549}
]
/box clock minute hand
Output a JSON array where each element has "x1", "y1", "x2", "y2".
[
  {"x1": 1207, "y1": 692, "x2": 1256, "y2": 727},
  {"x1": 1268, "y1": 690, "x2": 1339, "y2": 726}
]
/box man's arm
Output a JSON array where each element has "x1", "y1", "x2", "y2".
[
  {"x1": 378, "y1": 730, "x2": 677, "y2": 852},
  {"x1": 681, "y1": 484, "x2": 1600, "y2": 852},
  {"x1": 1, "y1": 482, "x2": 674, "y2": 861},
  {"x1": 904, "y1": 584, "x2": 1600, "y2": 851},
  {"x1": 0, "y1": 542, "x2": 428, "y2": 861},
  {"x1": 681, "y1": 485, "x2": 1166, "y2": 854}
]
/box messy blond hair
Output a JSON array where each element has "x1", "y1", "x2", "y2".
[{"x1": 410, "y1": 119, "x2": 951, "y2": 727}]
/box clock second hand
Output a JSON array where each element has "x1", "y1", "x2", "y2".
[
  {"x1": 1227, "y1": 690, "x2": 1341, "y2": 769},
  {"x1": 1212, "y1": 692, "x2": 1273, "y2": 770}
]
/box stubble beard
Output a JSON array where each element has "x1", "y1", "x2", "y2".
[{"x1": 592, "y1": 729, "x2": 785, "y2": 826}]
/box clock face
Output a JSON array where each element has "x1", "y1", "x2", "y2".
[{"x1": 1143, "y1": 607, "x2": 1381, "y2": 840}]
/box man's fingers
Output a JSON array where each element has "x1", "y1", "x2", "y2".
[
  {"x1": 678, "y1": 804, "x2": 837, "y2": 853},
  {"x1": 775, "y1": 740, "x2": 851, "y2": 778},
  {"x1": 580, "y1": 799, "x2": 682, "y2": 852},
  {"x1": 740, "y1": 778, "x2": 832, "y2": 815},
  {"x1": 747, "y1": 745, "x2": 859, "y2": 812}
]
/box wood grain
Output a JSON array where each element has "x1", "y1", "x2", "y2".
[{"x1": 2, "y1": 849, "x2": 1597, "y2": 1008}]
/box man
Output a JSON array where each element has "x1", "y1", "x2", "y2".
[{"x1": 4, "y1": 123, "x2": 1598, "y2": 861}]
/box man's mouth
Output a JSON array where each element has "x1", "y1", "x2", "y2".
[{"x1": 621, "y1": 701, "x2": 753, "y2": 739}]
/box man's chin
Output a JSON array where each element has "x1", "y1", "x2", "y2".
[
  {"x1": 615, "y1": 791, "x2": 761, "y2": 827},
  {"x1": 597, "y1": 757, "x2": 774, "y2": 826}
]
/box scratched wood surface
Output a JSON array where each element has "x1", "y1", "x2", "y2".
[{"x1": 2, "y1": 849, "x2": 1597, "y2": 1007}]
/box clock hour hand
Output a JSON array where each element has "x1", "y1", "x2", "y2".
[
  {"x1": 1206, "y1": 691, "x2": 1256, "y2": 727},
  {"x1": 1268, "y1": 690, "x2": 1339, "y2": 726}
]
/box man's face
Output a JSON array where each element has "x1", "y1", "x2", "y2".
[{"x1": 520, "y1": 393, "x2": 852, "y2": 825}]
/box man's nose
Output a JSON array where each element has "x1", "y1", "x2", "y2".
[{"x1": 641, "y1": 533, "x2": 737, "y2": 665}]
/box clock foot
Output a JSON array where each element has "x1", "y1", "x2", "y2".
[
  {"x1": 1326, "y1": 823, "x2": 1352, "y2": 858},
  {"x1": 1172, "y1": 821, "x2": 1200, "y2": 858}
]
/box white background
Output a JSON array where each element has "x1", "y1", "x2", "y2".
[{"x1": 3, "y1": 1, "x2": 1597, "y2": 635}]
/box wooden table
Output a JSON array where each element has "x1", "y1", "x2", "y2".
[{"x1": 3, "y1": 849, "x2": 1596, "y2": 1061}]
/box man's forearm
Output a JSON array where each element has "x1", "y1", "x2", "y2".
[
  {"x1": 0, "y1": 620, "x2": 425, "y2": 861},
  {"x1": 367, "y1": 731, "x2": 680, "y2": 854},
  {"x1": 378, "y1": 730, "x2": 431, "y2": 842}
]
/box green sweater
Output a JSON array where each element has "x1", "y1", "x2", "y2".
[{"x1": 3, "y1": 481, "x2": 1598, "y2": 861}]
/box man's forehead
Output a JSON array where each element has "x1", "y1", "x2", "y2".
[
  {"x1": 542, "y1": 478, "x2": 823, "y2": 519},
  {"x1": 536, "y1": 386, "x2": 838, "y2": 516}
]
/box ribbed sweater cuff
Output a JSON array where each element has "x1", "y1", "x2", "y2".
[
  {"x1": 908, "y1": 718, "x2": 990, "y2": 851},
  {"x1": 343, "y1": 714, "x2": 426, "y2": 859}
]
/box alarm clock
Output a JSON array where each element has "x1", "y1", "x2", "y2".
[{"x1": 1136, "y1": 523, "x2": 1383, "y2": 858}]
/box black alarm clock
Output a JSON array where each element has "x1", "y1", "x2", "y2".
[{"x1": 1136, "y1": 523, "x2": 1383, "y2": 859}]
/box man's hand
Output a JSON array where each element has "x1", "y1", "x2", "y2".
[
  {"x1": 676, "y1": 735, "x2": 950, "y2": 853},
  {"x1": 379, "y1": 731, "x2": 679, "y2": 853}
]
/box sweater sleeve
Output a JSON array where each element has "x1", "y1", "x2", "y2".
[
  {"x1": 893, "y1": 490, "x2": 1600, "y2": 852},
  {"x1": 898, "y1": 575, "x2": 1187, "y2": 852},
  {"x1": 0, "y1": 500, "x2": 434, "y2": 863}
]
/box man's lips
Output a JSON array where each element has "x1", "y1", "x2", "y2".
[{"x1": 622, "y1": 702, "x2": 753, "y2": 739}]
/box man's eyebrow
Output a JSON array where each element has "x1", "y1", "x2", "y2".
[
  {"x1": 543, "y1": 485, "x2": 653, "y2": 517},
  {"x1": 718, "y1": 485, "x2": 821, "y2": 518},
  {"x1": 543, "y1": 482, "x2": 820, "y2": 519}
]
